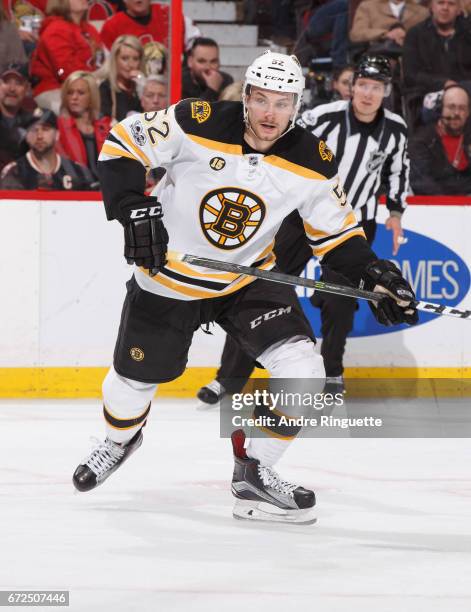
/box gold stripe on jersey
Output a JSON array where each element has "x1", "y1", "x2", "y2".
[
  {"x1": 304, "y1": 211, "x2": 358, "y2": 240},
  {"x1": 313, "y1": 228, "x2": 366, "y2": 258},
  {"x1": 166, "y1": 240, "x2": 276, "y2": 285},
  {"x1": 149, "y1": 268, "x2": 255, "y2": 298},
  {"x1": 113, "y1": 123, "x2": 152, "y2": 168},
  {"x1": 188, "y1": 134, "x2": 243, "y2": 156},
  {"x1": 144, "y1": 253, "x2": 276, "y2": 299},
  {"x1": 101, "y1": 143, "x2": 140, "y2": 162},
  {"x1": 264, "y1": 155, "x2": 328, "y2": 180}
]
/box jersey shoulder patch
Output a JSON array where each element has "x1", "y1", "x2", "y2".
[
  {"x1": 174, "y1": 99, "x2": 244, "y2": 146},
  {"x1": 272, "y1": 126, "x2": 338, "y2": 180}
]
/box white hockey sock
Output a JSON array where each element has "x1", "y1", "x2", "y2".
[
  {"x1": 245, "y1": 336, "x2": 325, "y2": 467},
  {"x1": 246, "y1": 437, "x2": 289, "y2": 467},
  {"x1": 102, "y1": 366, "x2": 158, "y2": 444}
]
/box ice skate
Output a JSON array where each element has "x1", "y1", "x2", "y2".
[
  {"x1": 230, "y1": 430, "x2": 316, "y2": 525},
  {"x1": 196, "y1": 380, "x2": 225, "y2": 409},
  {"x1": 73, "y1": 429, "x2": 143, "y2": 492}
]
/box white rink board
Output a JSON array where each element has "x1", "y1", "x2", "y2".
[
  {"x1": 348, "y1": 204, "x2": 471, "y2": 367},
  {"x1": 0, "y1": 197, "x2": 470, "y2": 368}
]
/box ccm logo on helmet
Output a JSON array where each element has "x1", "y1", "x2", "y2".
[{"x1": 250, "y1": 306, "x2": 292, "y2": 329}]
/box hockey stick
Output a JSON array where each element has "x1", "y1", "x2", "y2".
[{"x1": 165, "y1": 252, "x2": 471, "y2": 320}]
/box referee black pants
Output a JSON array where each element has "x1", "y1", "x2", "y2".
[{"x1": 312, "y1": 219, "x2": 376, "y2": 377}]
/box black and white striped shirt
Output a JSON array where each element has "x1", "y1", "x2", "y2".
[{"x1": 298, "y1": 100, "x2": 409, "y2": 222}]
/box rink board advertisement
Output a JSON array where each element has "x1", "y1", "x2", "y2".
[{"x1": 0, "y1": 193, "x2": 470, "y2": 396}]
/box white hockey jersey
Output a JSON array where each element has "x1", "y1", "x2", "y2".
[{"x1": 98, "y1": 99, "x2": 365, "y2": 301}]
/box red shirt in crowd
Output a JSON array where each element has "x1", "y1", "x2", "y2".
[
  {"x1": 30, "y1": 16, "x2": 104, "y2": 96},
  {"x1": 438, "y1": 128, "x2": 469, "y2": 171},
  {"x1": 100, "y1": 4, "x2": 169, "y2": 50}
]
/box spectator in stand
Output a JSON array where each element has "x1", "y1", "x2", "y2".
[
  {"x1": 350, "y1": 0, "x2": 428, "y2": 53},
  {"x1": 331, "y1": 65, "x2": 354, "y2": 100},
  {"x1": 0, "y1": 4, "x2": 28, "y2": 71},
  {"x1": 135, "y1": 74, "x2": 168, "y2": 189},
  {"x1": 57, "y1": 71, "x2": 111, "y2": 183},
  {"x1": 99, "y1": 34, "x2": 144, "y2": 122},
  {"x1": 30, "y1": 0, "x2": 104, "y2": 114},
  {"x1": 0, "y1": 108, "x2": 94, "y2": 190},
  {"x1": 182, "y1": 37, "x2": 233, "y2": 101},
  {"x1": 410, "y1": 85, "x2": 471, "y2": 194},
  {"x1": 100, "y1": 0, "x2": 169, "y2": 50},
  {"x1": 137, "y1": 74, "x2": 167, "y2": 112},
  {"x1": 7, "y1": 0, "x2": 46, "y2": 55},
  {"x1": 305, "y1": 64, "x2": 353, "y2": 109},
  {"x1": 403, "y1": 0, "x2": 471, "y2": 124},
  {"x1": 271, "y1": 0, "x2": 296, "y2": 47},
  {"x1": 218, "y1": 80, "x2": 243, "y2": 102},
  {"x1": 0, "y1": 63, "x2": 35, "y2": 172},
  {"x1": 304, "y1": 0, "x2": 349, "y2": 67}
]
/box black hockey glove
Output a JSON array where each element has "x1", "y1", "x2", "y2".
[
  {"x1": 123, "y1": 201, "x2": 168, "y2": 272},
  {"x1": 364, "y1": 259, "x2": 418, "y2": 326}
]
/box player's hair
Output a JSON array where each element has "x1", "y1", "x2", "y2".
[
  {"x1": 0, "y1": 3, "x2": 6, "y2": 21},
  {"x1": 46, "y1": 0, "x2": 82, "y2": 21},
  {"x1": 189, "y1": 37, "x2": 219, "y2": 55},
  {"x1": 136, "y1": 74, "x2": 167, "y2": 99},
  {"x1": 106, "y1": 35, "x2": 145, "y2": 121}
]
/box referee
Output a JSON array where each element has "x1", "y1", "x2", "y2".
[
  {"x1": 298, "y1": 54, "x2": 410, "y2": 391},
  {"x1": 197, "y1": 55, "x2": 409, "y2": 404}
]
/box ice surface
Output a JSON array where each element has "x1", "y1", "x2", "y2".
[{"x1": 0, "y1": 399, "x2": 470, "y2": 612}]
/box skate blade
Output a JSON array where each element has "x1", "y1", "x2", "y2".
[{"x1": 232, "y1": 499, "x2": 317, "y2": 525}]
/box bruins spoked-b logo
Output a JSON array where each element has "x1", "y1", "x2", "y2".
[
  {"x1": 130, "y1": 347, "x2": 145, "y2": 361},
  {"x1": 200, "y1": 187, "x2": 266, "y2": 250}
]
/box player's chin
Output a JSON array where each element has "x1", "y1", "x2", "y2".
[{"x1": 255, "y1": 125, "x2": 281, "y2": 141}]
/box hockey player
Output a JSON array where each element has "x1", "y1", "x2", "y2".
[
  {"x1": 72, "y1": 51, "x2": 417, "y2": 524},
  {"x1": 198, "y1": 54, "x2": 410, "y2": 403}
]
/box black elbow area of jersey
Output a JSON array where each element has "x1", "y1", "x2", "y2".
[
  {"x1": 98, "y1": 157, "x2": 148, "y2": 222},
  {"x1": 323, "y1": 236, "x2": 377, "y2": 286}
]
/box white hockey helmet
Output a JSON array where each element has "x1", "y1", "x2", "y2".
[{"x1": 243, "y1": 50, "x2": 305, "y2": 132}]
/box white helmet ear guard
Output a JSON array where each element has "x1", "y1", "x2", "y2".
[{"x1": 243, "y1": 50, "x2": 305, "y2": 133}]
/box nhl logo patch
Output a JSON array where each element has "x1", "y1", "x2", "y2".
[
  {"x1": 200, "y1": 187, "x2": 266, "y2": 250},
  {"x1": 318, "y1": 140, "x2": 333, "y2": 162},
  {"x1": 191, "y1": 100, "x2": 212, "y2": 124},
  {"x1": 130, "y1": 347, "x2": 145, "y2": 361},
  {"x1": 366, "y1": 149, "x2": 387, "y2": 174}
]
